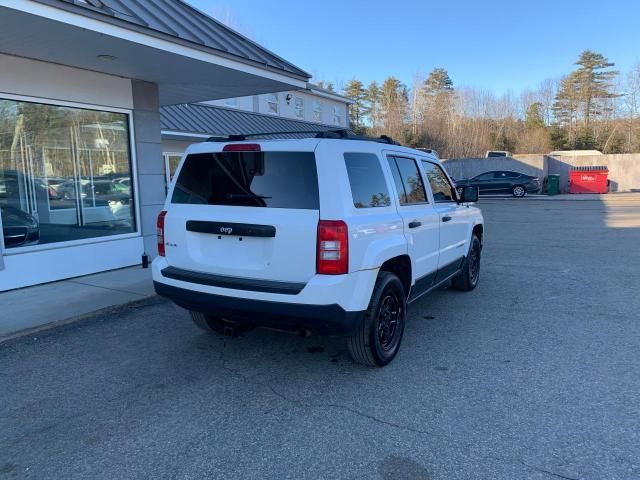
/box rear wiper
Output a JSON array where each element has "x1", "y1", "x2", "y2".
[{"x1": 226, "y1": 193, "x2": 272, "y2": 200}]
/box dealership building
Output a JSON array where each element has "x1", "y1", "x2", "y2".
[
  {"x1": 160, "y1": 86, "x2": 353, "y2": 181},
  {"x1": 0, "y1": 0, "x2": 348, "y2": 292}
]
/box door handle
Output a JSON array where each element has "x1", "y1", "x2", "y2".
[
  {"x1": 442, "y1": 216, "x2": 452, "y2": 223},
  {"x1": 408, "y1": 221, "x2": 422, "y2": 229}
]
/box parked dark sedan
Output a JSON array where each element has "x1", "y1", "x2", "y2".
[
  {"x1": 55, "y1": 179, "x2": 131, "y2": 206},
  {"x1": 455, "y1": 171, "x2": 540, "y2": 197}
]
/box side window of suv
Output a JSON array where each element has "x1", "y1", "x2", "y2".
[
  {"x1": 387, "y1": 156, "x2": 427, "y2": 205},
  {"x1": 422, "y1": 161, "x2": 456, "y2": 202},
  {"x1": 344, "y1": 153, "x2": 391, "y2": 208}
]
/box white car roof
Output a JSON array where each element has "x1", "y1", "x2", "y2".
[{"x1": 186, "y1": 137, "x2": 440, "y2": 162}]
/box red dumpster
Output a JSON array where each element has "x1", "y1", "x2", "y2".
[{"x1": 569, "y1": 166, "x2": 609, "y2": 194}]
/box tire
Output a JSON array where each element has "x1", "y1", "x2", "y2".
[
  {"x1": 452, "y1": 235, "x2": 481, "y2": 292},
  {"x1": 347, "y1": 272, "x2": 406, "y2": 367},
  {"x1": 512, "y1": 185, "x2": 526, "y2": 198},
  {"x1": 189, "y1": 311, "x2": 251, "y2": 337}
]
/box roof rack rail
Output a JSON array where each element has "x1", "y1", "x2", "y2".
[
  {"x1": 206, "y1": 130, "x2": 335, "y2": 142},
  {"x1": 205, "y1": 129, "x2": 402, "y2": 145},
  {"x1": 314, "y1": 130, "x2": 401, "y2": 145}
]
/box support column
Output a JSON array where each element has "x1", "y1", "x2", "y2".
[{"x1": 131, "y1": 80, "x2": 165, "y2": 258}]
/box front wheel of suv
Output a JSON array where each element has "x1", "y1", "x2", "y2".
[
  {"x1": 190, "y1": 311, "x2": 252, "y2": 337},
  {"x1": 347, "y1": 272, "x2": 406, "y2": 367},
  {"x1": 452, "y1": 235, "x2": 481, "y2": 292}
]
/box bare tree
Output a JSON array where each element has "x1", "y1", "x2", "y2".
[{"x1": 623, "y1": 63, "x2": 640, "y2": 151}]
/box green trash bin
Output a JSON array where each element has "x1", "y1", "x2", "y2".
[{"x1": 547, "y1": 174, "x2": 560, "y2": 195}]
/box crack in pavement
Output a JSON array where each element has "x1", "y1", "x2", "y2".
[
  {"x1": 220, "y1": 341, "x2": 434, "y2": 435},
  {"x1": 521, "y1": 461, "x2": 580, "y2": 480},
  {"x1": 217, "y1": 340, "x2": 434, "y2": 437},
  {"x1": 217, "y1": 342, "x2": 588, "y2": 478}
]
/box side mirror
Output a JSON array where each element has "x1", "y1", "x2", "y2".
[{"x1": 459, "y1": 185, "x2": 479, "y2": 203}]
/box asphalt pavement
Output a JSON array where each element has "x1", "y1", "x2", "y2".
[{"x1": 1, "y1": 195, "x2": 639, "y2": 479}]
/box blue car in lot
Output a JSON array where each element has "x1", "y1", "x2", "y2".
[{"x1": 454, "y1": 170, "x2": 541, "y2": 198}]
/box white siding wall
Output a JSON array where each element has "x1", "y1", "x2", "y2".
[
  {"x1": 205, "y1": 95, "x2": 254, "y2": 111},
  {"x1": 200, "y1": 90, "x2": 350, "y2": 128},
  {"x1": 257, "y1": 91, "x2": 348, "y2": 127}
]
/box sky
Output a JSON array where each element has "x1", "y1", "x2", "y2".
[{"x1": 191, "y1": 0, "x2": 640, "y2": 95}]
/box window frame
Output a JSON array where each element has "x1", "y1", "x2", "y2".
[
  {"x1": 313, "y1": 100, "x2": 323, "y2": 122},
  {"x1": 163, "y1": 151, "x2": 184, "y2": 185},
  {"x1": 387, "y1": 155, "x2": 429, "y2": 206},
  {"x1": 421, "y1": 160, "x2": 458, "y2": 203},
  {"x1": 266, "y1": 93, "x2": 279, "y2": 115},
  {"x1": 0, "y1": 92, "x2": 141, "y2": 256},
  {"x1": 332, "y1": 105, "x2": 343, "y2": 126},
  {"x1": 294, "y1": 96, "x2": 305, "y2": 119}
]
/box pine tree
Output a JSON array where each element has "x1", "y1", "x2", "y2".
[
  {"x1": 343, "y1": 79, "x2": 367, "y2": 131},
  {"x1": 525, "y1": 102, "x2": 545, "y2": 130},
  {"x1": 422, "y1": 68, "x2": 454, "y2": 96},
  {"x1": 420, "y1": 68, "x2": 455, "y2": 124},
  {"x1": 552, "y1": 51, "x2": 619, "y2": 149},
  {"x1": 553, "y1": 73, "x2": 582, "y2": 148},
  {"x1": 574, "y1": 50, "x2": 619, "y2": 126},
  {"x1": 379, "y1": 77, "x2": 408, "y2": 140},
  {"x1": 314, "y1": 80, "x2": 335, "y2": 92},
  {"x1": 364, "y1": 81, "x2": 382, "y2": 133}
]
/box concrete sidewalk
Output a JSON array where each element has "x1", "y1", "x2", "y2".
[{"x1": 0, "y1": 266, "x2": 155, "y2": 341}]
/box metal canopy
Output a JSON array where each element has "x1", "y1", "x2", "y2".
[
  {"x1": 34, "y1": 0, "x2": 309, "y2": 78},
  {"x1": 161, "y1": 103, "x2": 346, "y2": 140},
  {"x1": 0, "y1": 2, "x2": 309, "y2": 105}
]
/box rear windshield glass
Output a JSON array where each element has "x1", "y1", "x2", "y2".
[{"x1": 171, "y1": 151, "x2": 319, "y2": 209}]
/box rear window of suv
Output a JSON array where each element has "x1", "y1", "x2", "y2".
[{"x1": 171, "y1": 151, "x2": 319, "y2": 209}]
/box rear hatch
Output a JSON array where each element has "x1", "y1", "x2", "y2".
[{"x1": 164, "y1": 145, "x2": 320, "y2": 284}]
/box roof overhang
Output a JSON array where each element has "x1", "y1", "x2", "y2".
[
  {"x1": 161, "y1": 130, "x2": 212, "y2": 142},
  {"x1": 0, "y1": 1, "x2": 309, "y2": 105},
  {"x1": 306, "y1": 84, "x2": 355, "y2": 104},
  {"x1": 160, "y1": 103, "x2": 349, "y2": 141}
]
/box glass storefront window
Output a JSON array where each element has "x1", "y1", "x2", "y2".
[{"x1": 0, "y1": 99, "x2": 135, "y2": 249}]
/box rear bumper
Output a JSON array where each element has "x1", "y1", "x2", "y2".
[
  {"x1": 151, "y1": 257, "x2": 377, "y2": 312},
  {"x1": 154, "y1": 281, "x2": 365, "y2": 335},
  {"x1": 526, "y1": 182, "x2": 541, "y2": 193}
]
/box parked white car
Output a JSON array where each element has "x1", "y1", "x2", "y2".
[{"x1": 153, "y1": 134, "x2": 484, "y2": 366}]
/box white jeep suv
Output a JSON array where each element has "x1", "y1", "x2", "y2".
[{"x1": 152, "y1": 133, "x2": 484, "y2": 366}]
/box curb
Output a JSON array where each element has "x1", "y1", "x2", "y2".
[
  {"x1": 0, "y1": 295, "x2": 161, "y2": 346},
  {"x1": 480, "y1": 193, "x2": 640, "y2": 202}
]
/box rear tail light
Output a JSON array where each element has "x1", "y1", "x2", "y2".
[
  {"x1": 157, "y1": 210, "x2": 167, "y2": 257},
  {"x1": 317, "y1": 220, "x2": 348, "y2": 275},
  {"x1": 223, "y1": 143, "x2": 261, "y2": 152}
]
